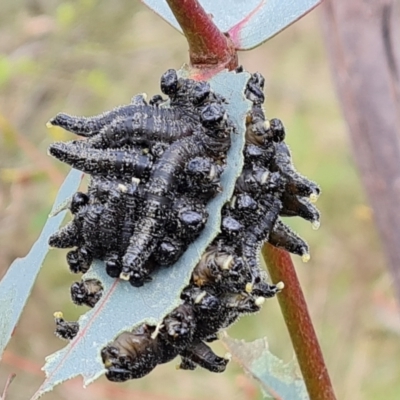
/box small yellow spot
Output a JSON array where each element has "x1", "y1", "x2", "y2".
[
  {"x1": 151, "y1": 322, "x2": 163, "y2": 339},
  {"x1": 103, "y1": 359, "x2": 113, "y2": 368},
  {"x1": 260, "y1": 171, "x2": 270, "y2": 185},
  {"x1": 119, "y1": 272, "x2": 130, "y2": 281},
  {"x1": 131, "y1": 177, "x2": 140, "y2": 185},
  {"x1": 255, "y1": 297, "x2": 265, "y2": 306},
  {"x1": 245, "y1": 282, "x2": 253, "y2": 293},
  {"x1": 208, "y1": 165, "x2": 216, "y2": 180},
  {"x1": 53, "y1": 311, "x2": 64, "y2": 319},
  {"x1": 118, "y1": 184, "x2": 128, "y2": 193},
  {"x1": 263, "y1": 120, "x2": 271, "y2": 130},
  {"x1": 309, "y1": 192, "x2": 319, "y2": 203},
  {"x1": 302, "y1": 253, "x2": 311, "y2": 263},
  {"x1": 276, "y1": 281, "x2": 285, "y2": 291},
  {"x1": 194, "y1": 291, "x2": 207, "y2": 304},
  {"x1": 175, "y1": 364, "x2": 181, "y2": 370},
  {"x1": 312, "y1": 220, "x2": 320, "y2": 230},
  {"x1": 220, "y1": 255, "x2": 233, "y2": 270},
  {"x1": 46, "y1": 121, "x2": 53, "y2": 128},
  {"x1": 224, "y1": 352, "x2": 232, "y2": 361}
]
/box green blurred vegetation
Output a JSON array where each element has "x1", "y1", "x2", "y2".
[{"x1": 0, "y1": 1, "x2": 399, "y2": 399}]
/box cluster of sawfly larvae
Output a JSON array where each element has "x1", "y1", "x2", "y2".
[
  {"x1": 50, "y1": 68, "x2": 320, "y2": 381},
  {"x1": 48, "y1": 69, "x2": 231, "y2": 287}
]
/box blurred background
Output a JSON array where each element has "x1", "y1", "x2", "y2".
[{"x1": 0, "y1": 1, "x2": 399, "y2": 399}]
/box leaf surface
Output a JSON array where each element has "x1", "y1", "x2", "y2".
[
  {"x1": 31, "y1": 69, "x2": 252, "y2": 399},
  {"x1": 221, "y1": 333, "x2": 309, "y2": 400},
  {"x1": 140, "y1": 0, "x2": 322, "y2": 50},
  {"x1": 0, "y1": 169, "x2": 82, "y2": 360}
]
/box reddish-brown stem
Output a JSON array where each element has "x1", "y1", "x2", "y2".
[
  {"x1": 165, "y1": 0, "x2": 237, "y2": 73},
  {"x1": 262, "y1": 244, "x2": 336, "y2": 400}
]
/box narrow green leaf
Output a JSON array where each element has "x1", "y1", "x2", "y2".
[
  {"x1": 221, "y1": 333, "x2": 309, "y2": 400},
  {"x1": 0, "y1": 169, "x2": 83, "y2": 360},
  {"x1": 31, "y1": 69, "x2": 252, "y2": 399}
]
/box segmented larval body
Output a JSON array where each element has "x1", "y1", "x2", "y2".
[{"x1": 48, "y1": 69, "x2": 218, "y2": 149}]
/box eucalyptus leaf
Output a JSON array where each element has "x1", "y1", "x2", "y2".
[
  {"x1": 0, "y1": 169, "x2": 82, "y2": 360},
  {"x1": 30, "y1": 69, "x2": 252, "y2": 400},
  {"x1": 221, "y1": 333, "x2": 309, "y2": 400},
  {"x1": 140, "y1": 0, "x2": 322, "y2": 50}
]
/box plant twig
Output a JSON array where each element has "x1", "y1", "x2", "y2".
[
  {"x1": 165, "y1": 0, "x2": 237, "y2": 71},
  {"x1": 262, "y1": 244, "x2": 337, "y2": 400}
]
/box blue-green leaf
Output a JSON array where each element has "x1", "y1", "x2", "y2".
[
  {"x1": 221, "y1": 333, "x2": 309, "y2": 400},
  {"x1": 140, "y1": 0, "x2": 322, "y2": 50},
  {"x1": 0, "y1": 169, "x2": 83, "y2": 361},
  {"x1": 30, "y1": 69, "x2": 252, "y2": 400}
]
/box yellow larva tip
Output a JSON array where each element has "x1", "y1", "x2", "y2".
[
  {"x1": 309, "y1": 193, "x2": 319, "y2": 203},
  {"x1": 46, "y1": 121, "x2": 53, "y2": 128},
  {"x1": 264, "y1": 120, "x2": 271, "y2": 130},
  {"x1": 132, "y1": 177, "x2": 140, "y2": 185},
  {"x1": 245, "y1": 282, "x2": 253, "y2": 293},
  {"x1": 119, "y1": 272, "x2": 130, "y2": 281},
  {"x1": 53, "y1": 311, "x2": 63, "y2": 319},
  {"x1": 221, "y1": 255, "x2": 233, "y2": 270},
  {"x1": 118, "y1": 184, "x2": 128, "y2": 193},
  {"x1": 255, "y1": 296, "x2": 265, "y2": 306},
  {"x1": 302, "y1": 253, "x2": 311, "y2": 263},
  {"x1": 276, "y1": 281, "x2": 285, "y2": 291},
  {"x1": 103, "y1": 359, "x2": 113, "y2": 368},
  {"x1": 194, "y1": 291, "x2": 207, "y2": 304},
  {"x1": 224, "y1": 352, "x2": 232, "y2": 361},
  {"x1": 312, "y1": 220, "x2": 320, "y2": 230}
]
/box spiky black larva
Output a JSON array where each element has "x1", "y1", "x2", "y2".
[
  {"x1": 53, "y1": 312, "x2": 79, "y2": 341},
  {"x1": 101, "y1": 325, "x2": 169, "y2": 382},
  {"x1": 280, "y1": 192, "x2": 320, "y2": 226},
  {"x1": 47, "y1": 93, "x2": 149, "y2": 137},
  {"x1": 267, "y1": 220, "x2": 310, "y2": 261},
  {"x1": 48, "y1": 69, "x2": 215, "y2": 145},
  {"x1": 179, "y1": 341, "x2": 229, "y2": 373},
  {"x1": 93, "y1": 77, "x2": 219, "y2": 151},
  {"x1": 271, "y1": 141, "x2": 320, "y2": 200},
  {"x1": 49, "y1": 141, "x2": 153, "y2": 180}
]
